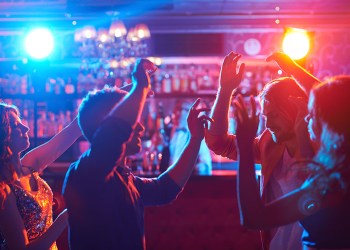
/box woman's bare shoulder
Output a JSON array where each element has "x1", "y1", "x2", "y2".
[{"x1": 0, "y1": 184, "x2": 16, "y2": 210}]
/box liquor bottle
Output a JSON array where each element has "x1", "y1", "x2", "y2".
[
  {"x1": 172, "y1": 65, "x2": 181, "y2": 92},
  {"x1": 162, "y1": 72, "x2": 172, "y2": 94},
  {"x1": 202, "y1": 68, "x2": 213, "y2": 90},
  {"x1": 20, "y1": 75, "x2": 28, "y2": 94},
  {"x1": 180, "y1": 68, "x2": 189, "y2": 93},
  {"x1": 65, "y1": 77, "x2": 75, "y2": 94},
  {"x1": 189, "y1": 71, "x2": 198, "y2": 93},
  {"x1": 152, "y1": 70, "x2": 162, "y2": 94},
  {"x1": 150, "y1": 102, "x2": 169, "y2": 173}
]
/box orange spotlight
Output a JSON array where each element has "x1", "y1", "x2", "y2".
[{"x1": 282, "y1": 28, "x2": 310, "y2": 60}]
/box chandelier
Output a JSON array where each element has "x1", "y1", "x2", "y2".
[{"x1": 74, "y1": 20, "x2": 151, "y2": 83}]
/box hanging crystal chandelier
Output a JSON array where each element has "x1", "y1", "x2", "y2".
[{"x1": 74, "y1": 20, "x2": 151, "y2": 82}]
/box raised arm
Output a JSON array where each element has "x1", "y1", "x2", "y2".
[
  {"x1": 266, "y1": 52, "x2": 321, "y2": 94},
  {"x1": 289, "y1": 96, "x2": 315, "y2": 159},
  {"x1": 109, "y1": 58, "x2": 152, "y2": 127},
  {"x1": 165, "y1": 99, "x2": 212, "y2": 188},
  {"x1": 205, "y1": 52, "x2": 245, "y2": 158},
  {"x1": 21, "y1": 117, "x2": 81, "y2": 172},
  {"x1": 0, "y1": 187, "x2": 68, "y2": 250},
  {"x1": 209, "y1": 52, "x2": 245, "y2": 135}
]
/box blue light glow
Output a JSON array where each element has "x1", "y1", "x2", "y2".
[{"x1": 24, "y1": 28, "x2": 54, "y2": 59}]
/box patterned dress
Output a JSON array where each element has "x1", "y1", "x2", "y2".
[{"x1": 1, "y1": 170, "x2": 57, "y2": 250}]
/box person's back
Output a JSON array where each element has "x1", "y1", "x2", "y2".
[
  {"x1": 64, "y1": 160, "x2": 145, "y2": 249},
  {"x1": 300, "y1": 190, "x2": 350, "y2": 248}
]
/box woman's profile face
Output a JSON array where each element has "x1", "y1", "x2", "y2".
[{"x1": 8, "y1": 110, "x2": 30, "y2": 154}]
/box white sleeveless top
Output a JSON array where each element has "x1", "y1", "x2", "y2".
[{"x1": 269, "y1": 149, "x2": 304, "y2": 250}]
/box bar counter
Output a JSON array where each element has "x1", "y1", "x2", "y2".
[{"x1": 43, "y1": 164, "x2": 262, "y2": 250}]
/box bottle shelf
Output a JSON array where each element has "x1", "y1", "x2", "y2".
[
  {"x1": 1, "y1": 93, "x2": 85, "y2": 101},
  {"x1": 1, "y1": 92, "x2": 216, "y2": 100},
  {"x1": 1, "y1": 56, "x2": 277, "y2": 164},
  {"x1": 152, "y1": 92, "x2": 216, "y2": 99}
]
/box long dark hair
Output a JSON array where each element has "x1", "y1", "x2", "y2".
[
  {"x1": 301, "y1": 76, "x2": 350, "y2": 196},
  {"x1": 311, "y1": 75, "x2": 350, "y2": 168},
  {"x1": 0, "y1": 102, "x2": 19, "y2": 200},
  {"x1": 286, "y1": 76, "x2": 350, "y2": 197}
]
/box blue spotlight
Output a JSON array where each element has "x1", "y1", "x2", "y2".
[{"x1": 24, "y1": 28, "x2": 54, "y2": 59}]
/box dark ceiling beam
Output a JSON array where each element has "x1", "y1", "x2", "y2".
[{"x1": 0, "y1": 0, "x2": 349, "y2": 33}]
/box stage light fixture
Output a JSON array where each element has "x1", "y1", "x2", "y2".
[
  {"x1": 24, "y1": 28, "x2": 55, "y2": 59},
  {"x1": 282, "y1": 28, "x2": 310, "y2": 60}
]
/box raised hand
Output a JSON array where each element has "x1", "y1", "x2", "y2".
[
  {"x1": 233, "y1": 95, "x2": 259, "y2": 147},
  {"x1": 132, "y1": 58, "x2": 156, "y2": 89},
  {"x1": 289, "y1": 96, "x2": 315, "y2": 158},
  {"x1": 266, "y1": 51, "x2": 297, "y2": 75},
  {"x1": 266, "y1": 51, "x2": 321, "y2": 94},
  {"x1": 187, "y1": 98, "x2": 213, "y2": 140},
  {"x1": 219, "y1": 52, "x2": 245, "y2": 92},
  {"x1": 288, "y1": 96, "x2": 308, "y2": 133}
]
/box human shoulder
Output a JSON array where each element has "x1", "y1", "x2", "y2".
[
  {"x1": 256, "y1": 129, "x2": 272, "y2": 143},
  {"x1": 0, "y1": 184, "x2": 11, "y2": 197},
  {"x1": 20, "y1": 166, "x2": 39, "y2": 178},
  {"x1": 64, "y1": 161, "x2": 81, "y2": 180},
  {"x1": 256, "y1": 129, "x2": 283, "y2": 151},
  {"x1": 63, "y1": 159, "x2": 106, "y2": 194},
  {"x1": 0, "y1": 184, "x2": 16, "y2": 212}
]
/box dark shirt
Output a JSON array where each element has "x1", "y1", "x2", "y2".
[
  {"x1": 300, "y1": 190, "x2": 350, "y2": 249},
  {"x1": 62, "y1": 117, "x2": 181, "y2": 250}
]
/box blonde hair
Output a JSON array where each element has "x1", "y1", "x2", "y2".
[{"x1": 259, "y1": 77, "x2": 307, "y2": 121}]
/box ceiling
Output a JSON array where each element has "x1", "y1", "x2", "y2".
[{"x1": 0, "y1": 0, "x2": 349, "y2": 32}]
